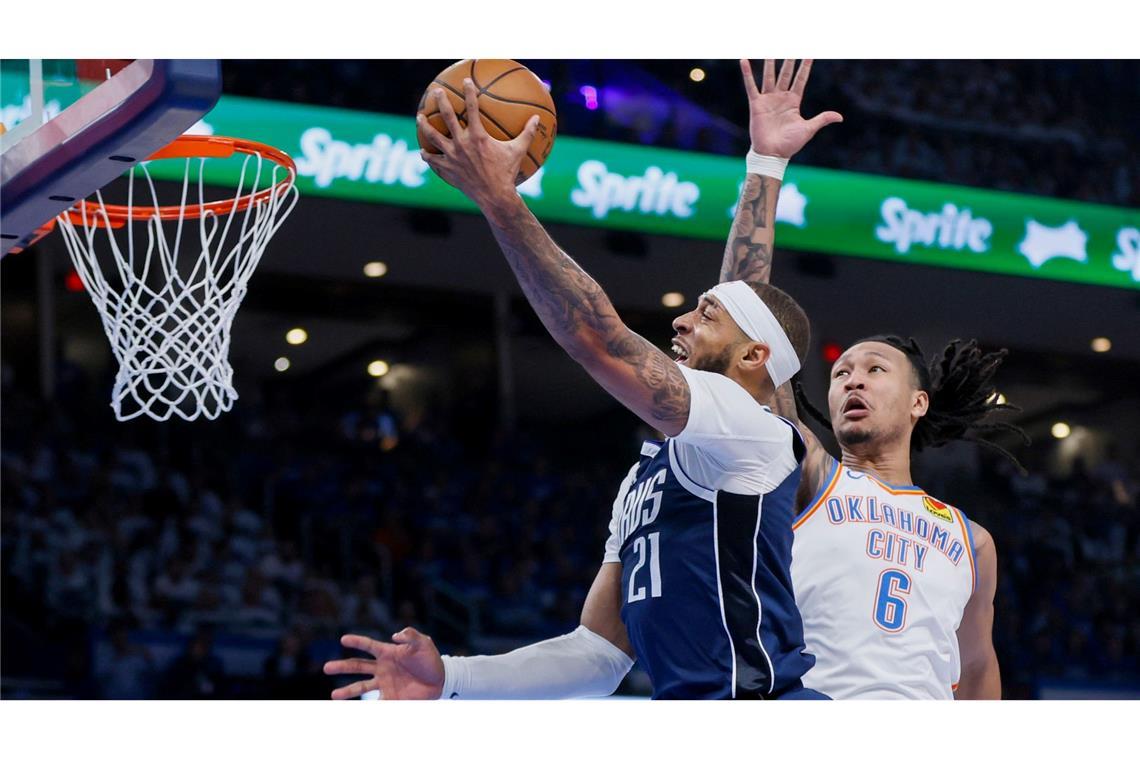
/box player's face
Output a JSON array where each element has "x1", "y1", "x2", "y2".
[
  {"x1": 827, "y1": 342, "x2": 927, "y2": 451},
  {"x1": 670, "y1": 295, "x2": 741, "y2": 374}
]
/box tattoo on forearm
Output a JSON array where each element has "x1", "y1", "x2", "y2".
[
  {"x1": 720, "y1": 174, "x2": 778, "y2": 284},
  {"x1": 486, "y1": 200, "x2": 690, "y2": 427},
  {"x1": 604, "y1": 331, "x2": 690, "y2": 424},
  {"x1": 487, "y1": 202, "x2": 619, "y2": 340}
]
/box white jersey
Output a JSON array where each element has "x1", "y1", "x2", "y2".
[{"x1": 791, "y1": 461, "x2": 978, "y2": 699}]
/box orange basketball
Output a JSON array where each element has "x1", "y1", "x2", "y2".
[{"x1": 417, "y1": 59, "x2": 557, "y2": 184}]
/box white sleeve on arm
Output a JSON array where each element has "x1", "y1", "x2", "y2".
[
  {"x1": 671, "y1": 364, "x2": 797, "y2": 494},
  {"x1": 439, "y1": 625, "x2": 634, "y2": 699}
]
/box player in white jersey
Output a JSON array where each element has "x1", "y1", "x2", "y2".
[
  {"x1": 792, "y1": 445, "x2": 984, "y2": 698},
  {"x1": 775, "y1": 333, "x2": 1021, "y2": 699},
  {"x1": 715, "y1": 58, "x2": 1021, "y2": 699}
]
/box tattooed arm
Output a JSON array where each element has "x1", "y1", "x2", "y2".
[
  {"x1": 418, "y1": 79, "x2": 691, "y2": 436},
  {"x1": 720, "y1": 172, "x2": 780, "y2": 285},
  {"x1": 722, "y1": 59, "x2": 842, "y2": 288},
  {"x1": 482, "y1": 197, "x2": 690, "y2": 436},
  {"x1": 724, "y1": 59, "x2": 845, "y2": 506}
]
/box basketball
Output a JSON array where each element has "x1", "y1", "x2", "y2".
[{"x1": 416, "y1": 59, "x2": 557, "y2": 184}]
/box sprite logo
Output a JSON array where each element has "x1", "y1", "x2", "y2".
[
  {"x1": 875, "y1": 197, "x2": 993, "y2": 254},
  {"x1": 295, "y1": 127, "x2": 430, "y2": 189},
  {"x1": 570, "y1": 160, "x2": 700, "y2": 220}
]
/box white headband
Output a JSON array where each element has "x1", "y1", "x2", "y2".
[{"x1": 702, "y1": 281, "x2": 801, "y2": 388}]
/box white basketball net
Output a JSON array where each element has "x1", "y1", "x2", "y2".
[{"x1": 55, "y1": 145, "x2": 299, "y2": 422}]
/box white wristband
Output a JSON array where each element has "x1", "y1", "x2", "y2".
[
  {"x1": 746, "y1": 150, "x2": 789, "y2": 181},
  {"x1": 438, "y1": 625, "x2": 634, "y2": 700}
]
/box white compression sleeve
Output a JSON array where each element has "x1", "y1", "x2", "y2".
[{"x1": 439, "y1": 625, "x2": 634, "y2": 699}]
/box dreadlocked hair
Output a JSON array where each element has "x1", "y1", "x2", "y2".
[
  {"x1": 796, "y1": 335, "x2": 1030, "y2": 472},
  {"x1": 793, "y1": 380, "x2": 831, "y2": 431}
]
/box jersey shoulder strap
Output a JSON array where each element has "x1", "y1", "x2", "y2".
[{"x1": 945, "y1": 501, "x2": 979, "y2": 591}]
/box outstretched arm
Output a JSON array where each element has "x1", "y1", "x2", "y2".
[
  {"x1": 323, "y1": 563, "x2": 632, "y2": 700},
  {"x1": 720, "y1": 59, "x2": 842, "y2": 286},
  {"x1": 324, "y1": 466, "x2": 641, "y2": 701},
  {"x1": 955, "y1": 523, "x2": 1002, "y2": 699},
  {"x1": 419, "y1": 81, "x2": 691, "y2": 437},
  {"x1": 723, "y1": 58, "x2": 843, "y2": 504}
]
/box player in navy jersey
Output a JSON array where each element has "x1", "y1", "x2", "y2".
[{"x1": 325, "y1": 59, "x2": 842, "y2": 700}]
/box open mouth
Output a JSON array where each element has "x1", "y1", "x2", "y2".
[
  {"x1": 841, "y1": 395, "x2": 870, "y2": 419},
  {"x1": 671, "y1": 341, "x2": 689, "y2": 365}
]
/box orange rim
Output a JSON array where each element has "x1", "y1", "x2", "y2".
[{"x1": 62, "y1": 135, "x2": 296, "y2": 228}]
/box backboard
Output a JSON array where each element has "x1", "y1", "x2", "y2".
[{"x1": 0, "y1": 59, "x2": 222, "y2": 255}]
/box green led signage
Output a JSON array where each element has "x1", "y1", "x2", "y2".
[{"x1": 4, "y1": 74, "x2": 1137, "y2": 290}]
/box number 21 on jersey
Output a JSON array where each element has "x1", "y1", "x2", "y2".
[
  {"x1": 628, "y1": 532, "x2": 662, "y2": 602},
  {"x1": 873, "y1": 568, "x2": 911, "y2": 632}
]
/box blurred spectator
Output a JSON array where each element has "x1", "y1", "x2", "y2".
[
  {"x1": 160, "y1": 629, "x2": 228, "y2": 699},
  {"x1": 231, "y1": 570, "x2": 283, "y2": 629},
  {"x1": 259, "y1": 539, "x2": 304, "y2": 595},
  {"x1": 341, "y1": 575, "x2": 395, "y2": 635},
  {"x1": 153, "y1": 559, "x2": 200, "y2": 620},
  {"x1": 263, "y1": 629, "x2": 322, "y2": 699},
  {"x1": 95, "y1": 621, "x2": 157, "y2": 699}
]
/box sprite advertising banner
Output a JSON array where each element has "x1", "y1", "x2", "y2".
[{"x1": 3, "y1": 72, "x2": 1138, "y2": 289}]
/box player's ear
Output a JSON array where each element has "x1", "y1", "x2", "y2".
[
  {"x1": 740, "y1": 341, "x2": 771, "y2": 371},
  {"x1": 912, "y1": 389, "x2": 930, "y2": 420}
]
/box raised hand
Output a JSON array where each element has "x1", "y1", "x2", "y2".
[
  {"x1": 417, "y1": 78, "x2": 540, "y2": 209},
  {"x1": 323, "y1": 628, "x2": 446, "y2": 700},
  {"x1": 740, "y1": 59, "x2": 843, "y2": 159}
]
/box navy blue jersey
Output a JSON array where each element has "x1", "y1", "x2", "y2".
[{"x1": 615, "y1": 437, "x2": 814, "y2": 699}]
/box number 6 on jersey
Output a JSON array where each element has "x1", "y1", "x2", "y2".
[{"x1": 873, "y1": 568, "x2": 911, "y2": 632}]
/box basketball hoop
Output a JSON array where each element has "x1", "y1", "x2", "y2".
[{"x1": 55, "y1": 135, "x2": 299, "y2": 422}]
